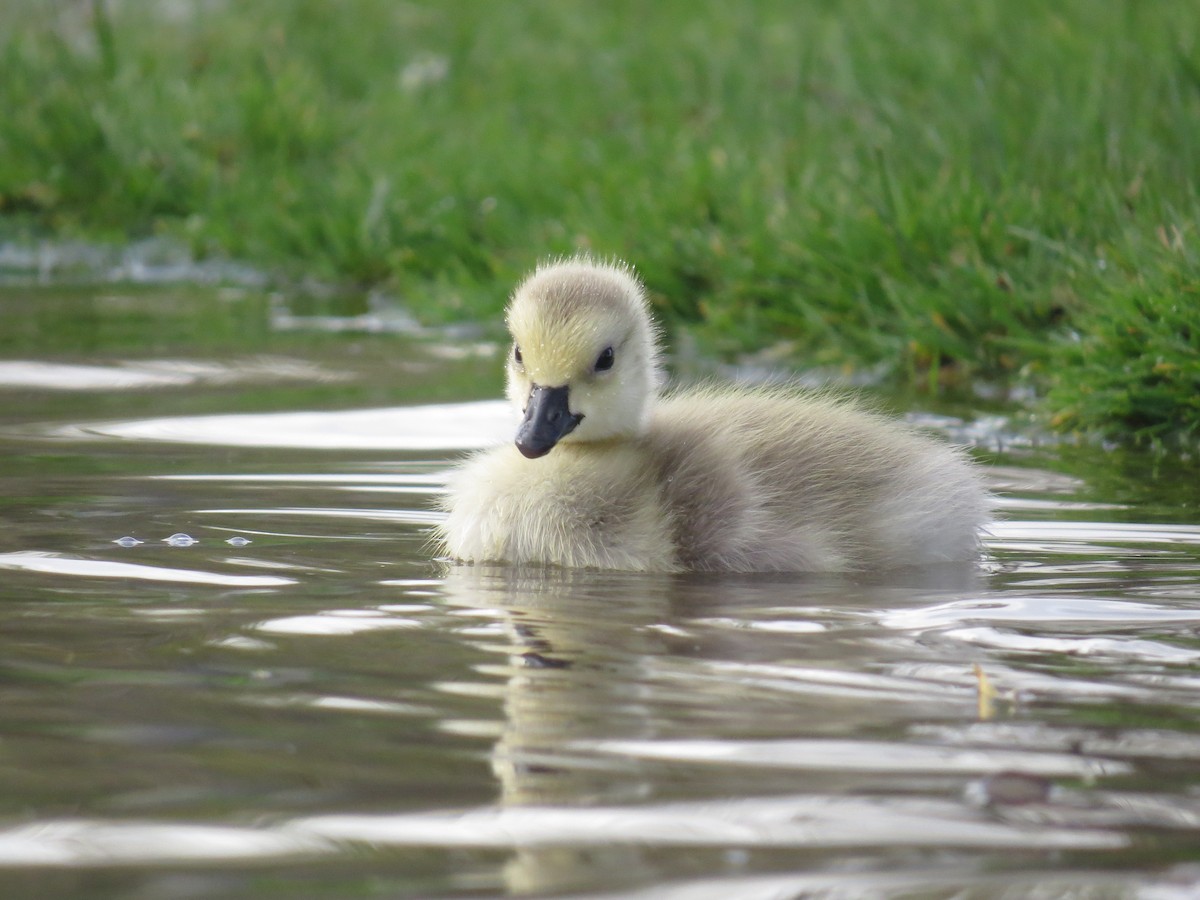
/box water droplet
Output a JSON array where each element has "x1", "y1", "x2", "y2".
[
  {"x1": 163, "y1": 533, "x2": 199, "y2": 547},
  {"x1": 113, "y1": 536, "x2": 143, "y2": 548},
  {"x1": 225, "y1": 536, "x2": 252, "y2": 547}
]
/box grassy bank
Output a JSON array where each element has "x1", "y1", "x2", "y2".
[{"x1": 1, "y1": 1, "x2": 1197, "y2": 443}]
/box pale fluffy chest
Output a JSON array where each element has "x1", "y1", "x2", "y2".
[{"x1": 440, "y1": 444, "x2": 676, "y2": 570}]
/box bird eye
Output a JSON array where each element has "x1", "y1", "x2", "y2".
[
  {"x1": 595, "y1": 346, "x2": 615, "y2": 372},
  {"x1": 513, "y1": 345, "x2": 523, "y2": 366}
]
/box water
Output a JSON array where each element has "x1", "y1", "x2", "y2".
[{"x1": 2, "y1": 282, "x2": 1200, "y2": 898}]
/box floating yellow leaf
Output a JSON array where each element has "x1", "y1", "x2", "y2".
[{"x1": 974, "y1": 663, "x2": 999, "y2": 721}]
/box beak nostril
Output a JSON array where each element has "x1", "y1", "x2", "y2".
[{"x1": 516, "y1": 384, "x2": 583, "y2": 457}]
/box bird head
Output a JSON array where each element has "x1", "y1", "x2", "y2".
[{"x1": 504, "y1": 257, "x2": 663, "y2": 459}]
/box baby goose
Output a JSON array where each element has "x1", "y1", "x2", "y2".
[{"x1": 438, "y1": 258, "x2": 989, "y2": 573}]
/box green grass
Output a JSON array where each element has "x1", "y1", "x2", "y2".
[{"x1": 1, "y1": 0, "x2": 1198, "y2": 443}]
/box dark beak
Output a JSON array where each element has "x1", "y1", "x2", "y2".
[{"x1": 515, "y1": 385, "x2": 583, "y2": 459}]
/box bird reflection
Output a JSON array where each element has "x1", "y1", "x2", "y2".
[{"x1": 438, "y1": 561, "x2": 980, "y2": 893}]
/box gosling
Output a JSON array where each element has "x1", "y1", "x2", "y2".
[{"x1": 437, "y1": 258, "x2": 989, "y2": 573}]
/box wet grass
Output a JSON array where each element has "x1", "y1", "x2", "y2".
[{"x1": 1, "y1": 0, "x2": 1198, "y2": 443}]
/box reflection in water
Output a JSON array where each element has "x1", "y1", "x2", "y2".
[{"x1": 428, "y1": 564, "x2": 1107, "y2": 894}]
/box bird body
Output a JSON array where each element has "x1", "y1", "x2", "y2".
[{"x1": 438, "y1": 258, "x2": 988, "y2": 573}]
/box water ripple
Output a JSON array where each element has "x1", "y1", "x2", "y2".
[
  {"x1": 293, "y1": 794, "x2": 1125, "y2": 850},
  {"x1": 0, "y1": 820, "x2": 329, "y2": 867},
  {"x1": 254, "y1": 609, "x2": 427, "y2": 636},
  {"x1": 0, "y1": 551, "x2": 295, "y2": 587},
  {"x1": 881, "y1": 596, "x2": 1200, "y2": 630},
  {"x1": 197, "y1": 506, "x2": 444, "y2": 526},
  {"x1": 40, "y1": 401, "x2": 512, "y2": 450},
  {"x1": 0, "y1": 358, "x2": 347, "y2": 391},
  {"x1": 914, "y1": 722, "x2": 1200, "y2": 761},
  {"x1": 942, "y1": 626, "x2": 1200, "y2": 663},
  {"x1": 586, "y1": 738, "x2": 1129, "y2": 778},
  {"x1": 0, "y1": 789, "x2": 1127, "y2": 869}
]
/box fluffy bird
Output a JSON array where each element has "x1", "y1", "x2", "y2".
[{"x1": 437, "y1": 258, "x2": 988, "y2": 572}]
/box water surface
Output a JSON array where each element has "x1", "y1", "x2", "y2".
[{"x1": 2, "y1": 282, "x2": 1199, "y2": 898}]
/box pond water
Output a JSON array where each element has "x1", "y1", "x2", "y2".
[{"x1": 2, "y1": 280, "x2": 1199, "y2": 898}]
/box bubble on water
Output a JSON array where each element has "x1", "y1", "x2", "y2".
[
  {"x1": 163, "y1": 533, "x2": 198, "y2": 547},
  {"x1": 225, "y1": 536, "x2": 252, "y2": 547},
  {"x1": 113, "y1": 536, "x2": 143, "y2": 548}
]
